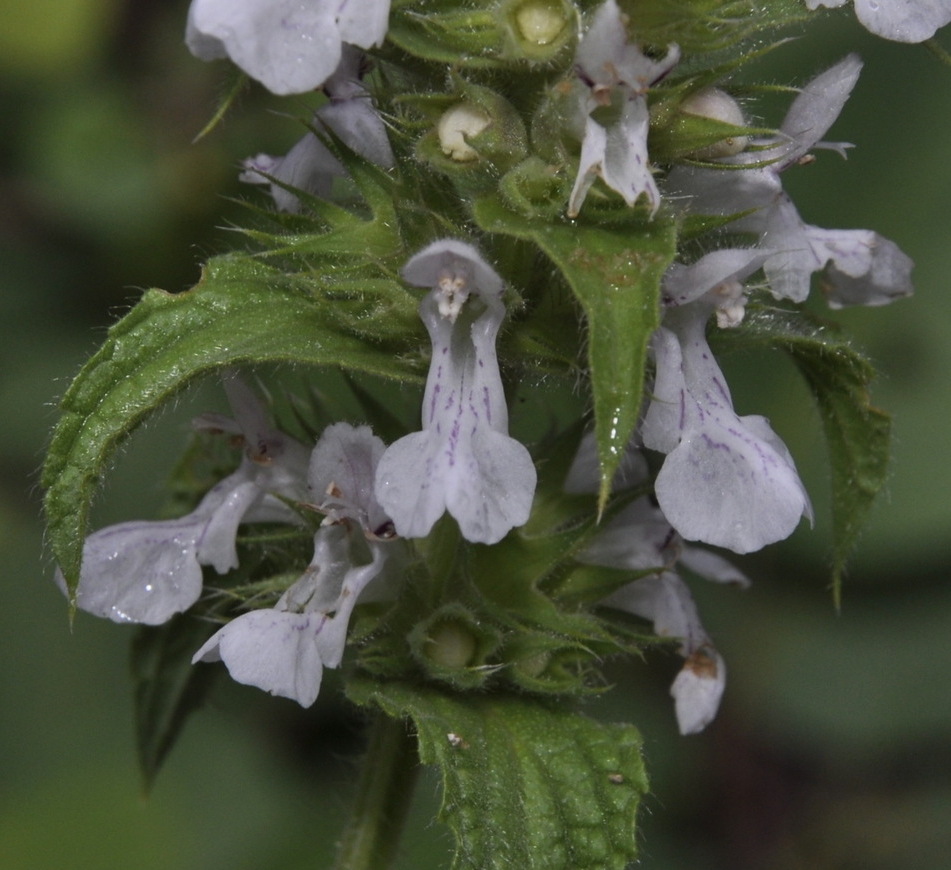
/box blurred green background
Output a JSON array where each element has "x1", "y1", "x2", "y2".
[{"x1": 2, "y1": 2, "x2": 949, "y2": 868}]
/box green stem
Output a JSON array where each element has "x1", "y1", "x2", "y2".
[{"x1": 333, "y1": 712, "x2": 420, "y2": 870}]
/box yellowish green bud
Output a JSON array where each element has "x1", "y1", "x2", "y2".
[
  {"x1": 425, "y1": 620, "x2": 478, "y2": 669},
  {"x1": 514, "y1": 0, "x2": 570, "y2": 45}
]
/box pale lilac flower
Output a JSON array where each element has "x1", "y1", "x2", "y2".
[
  {"x1": 641, "y1": 310, "x2": 813, "y2": 554},
  {"x1": 374, "y1": 240, "x2": 536, "y2": 545},
  {"x1": 606, "y1": 571, "x2": 728, "y2": 734},
  {"x1": 661, "y1": 247, "x2": 769, "y2": 328},
  {"x1": 193, "y1": 423, "x2": 395, "y2": 707},
  {"x1": 568, "y1": 443, "x2": 747, "y2": 734},
  {"x1": 186, "y1": 0, "x2": 391, "y2": 95},
  {"x1": 806, "y1": 0, "x2": 951, "y2": 42},
  {"x1": 240, "y1": 49, "x2": 394, "y2": 212},
  {"x1": 667, "y1": 56, "x2": 913, "y2": 307},
  {"x1": 567, "y1": 0, "x2": 679, "y2": 217},
  {"x1": 57, "y1": 377, "x2": 310, "y2": 625}
]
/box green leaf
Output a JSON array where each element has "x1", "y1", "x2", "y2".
[
  {"x1": 43, "y1": 255, "x2": 424, "y2": 597},
  {"x1": 473, "y1": 195, "x2": 677, "y2": 510},
  {"x1": 349, "y1": 679, "x2": 648, "y2": 870},
  {"x1": 131, "y1": 614, "x2": 219, "y2": 792},
  {"x1": 728, "y1": 306, "x2": 891, "y2": 601}
]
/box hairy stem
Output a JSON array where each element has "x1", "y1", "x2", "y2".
[{"x1": 333, "y1": 712, "x2": 420, "y2": 870}]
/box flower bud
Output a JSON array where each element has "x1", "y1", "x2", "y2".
[
  {"x1": 415, "y1": 81, "x2": 529, "y2": 196},
  {"x1": 499, "y1": 156, "x2": 571, "y2": 219},
  {"x1": 388, "y1": 0, "x2": 575, "y2": 69},
  {"x1": 409, "y1": 604, "x2": 502, "y2": 689},
  {"x1": 679, "y1": 88, "x2": 749, "y2": 159},
  {"x1": 503, "y1": 0, "x2": 577, "y2": 62},
  {"x1": 437, "y1": 103, "x2": 492, "y2": 163}
]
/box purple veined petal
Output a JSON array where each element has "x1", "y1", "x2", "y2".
[
  {"x1": 653, "y1": 397, "x2": 811, "y2": 554},
  {"x1": 377, "y1": 240, "x2": 536, "y2": 544},
  {"x1": 193, "y1": 609, "x2": 326, "y2": 707},
  {"x1": 376, "y1": 429, "x2": 536, "y2": 545},
  {"x1": 443, "y1": 428, "x2": 536, "y2": 545},
  {"x1": 643, "y1": 319, "x2": 811, "y2": 553},
  {"x1": 601, "y1": 97, "x2": 660, "y2": 215},
  {"x1": 373, "y1": 431, "x2": 448, "y2": 540},
  {"x1": 671, "y1": 647, "x2": 726, "y2": 735},
  {"x1": 641, "y1": 326, "x2": 688, "y2": 455}
]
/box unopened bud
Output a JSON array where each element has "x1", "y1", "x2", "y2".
[
  {"x1": 514, "y1": 0, "x2": 569, "y2": 45},
  {"x1": 437, "y1": 103, "x2": 491, "y2": 162},
  {"x1": 681, "y1": 88, "x2": 748, "y2": 159},
  {"x1": 425, "y1": 621, "x2": 478, "y2": 669}
]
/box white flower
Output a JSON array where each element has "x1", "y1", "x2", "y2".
[
  {"x1": 57, "y1": 377, "x2": 310, "y2": 625},
  {"x1": 567, "y1": 0, "x2": 679, "y2": 217},
  {"x1": 642, "y1": 311, "x2": 813, "y2": 554},
  {"x1": 608, "y1": 572, "x2": 727, "y2": 734},
  {"x1": 193, "y1": 423, "x2": 395, "y2": 707},
  {"x1": 661, "y1": 247, "x2": 769, "y2": 327},
  {"x1": 806, "y1": 0, "x2": 951, "y2": 42},
  {"x1": 579, "y1": 496, "x2": 748, "y2": 734},
  {"x1": 374, "y1": 240, "x2": 537, "y2": 545},
  {"x1": 240, "y1": 49, "x2": 394, "y2": 212},
  {"x1": 667, "y1": 55, "x2": 914, "y2": 307},
  {"x1": 186, "y1": 0, "x2": 391, "y2": 95}
]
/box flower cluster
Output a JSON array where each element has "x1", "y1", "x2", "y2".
[
  {"x1": 53, "y1": 0, "x2": 933, "y2": 739},
  {"x1": 61, "y1": 239, "x2": 534, "y2": 707}
]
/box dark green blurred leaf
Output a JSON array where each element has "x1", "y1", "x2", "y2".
[
  {"x1": 730, "y1": 305, "x2": 891, "y2": 600},
  {"x1": 349, "y1": 679, "x2": 648, "y2": 870},
  {"x1": 473, "y1": 194, "x2": 676, "y2": 511},
  {"x1": 131, "y1": 615, "x2": 219, "y2": 792}
]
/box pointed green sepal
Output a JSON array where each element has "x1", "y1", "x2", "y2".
[{"x1": 473, "y1": 195, "x2": 677, "y2": 510}]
